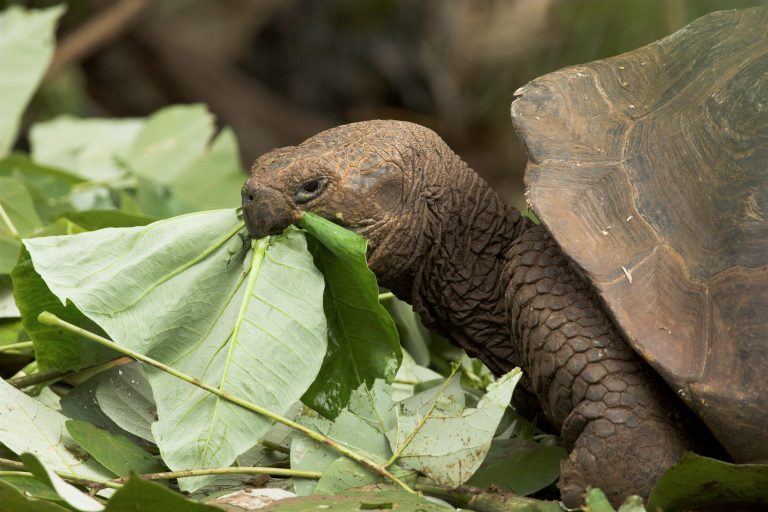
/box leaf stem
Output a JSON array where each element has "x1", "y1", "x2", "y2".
[
  {"x1": 0, "y1": 341, "x2": 34, "y2": 353},
  {"x1": 0, "y1": 202, "x2": 20, "y2": 239},
  {"x1": 385, "y1": 364, "x2": 461, "y2": 468},
  {"x1": 38, "y1": 311, "x2": 415, "y2": 494},
  {"x1": 113, "y1": 466, "x2": 321, "y2": 484},
  {"x1": 0, "y1": 458, "x2": 122, "y2": 489},
  {"x1": 7, "y1": 356, "x2": 133, "y2": 389}
]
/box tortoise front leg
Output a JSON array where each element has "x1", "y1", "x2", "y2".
[{"x1": 504, "y1": 226, "x2": 690, "y2": 507}]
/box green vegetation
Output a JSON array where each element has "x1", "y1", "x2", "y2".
[{"x1": 0, "y1": 5, "x2": 766, "y2": 512}]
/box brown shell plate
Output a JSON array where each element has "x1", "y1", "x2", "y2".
[{"x1": 511, "y1": 7, "x2": 768, "y2": 462}]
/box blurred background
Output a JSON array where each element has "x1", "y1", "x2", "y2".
[{"x1": 5, "y1": 0, "x2": 766, "y2": 208}]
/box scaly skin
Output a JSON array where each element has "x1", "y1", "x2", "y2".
[{"x1": 242, "y1": 121, "x2": 692, "y2": 506}]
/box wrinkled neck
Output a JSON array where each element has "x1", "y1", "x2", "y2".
[{"x1": 404, "y1": 159, "x2": 530, "y2": 374}]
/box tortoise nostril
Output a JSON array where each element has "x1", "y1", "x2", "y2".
[{"x1": 247, "y1": 194, "x2": 254, "y2": 202}]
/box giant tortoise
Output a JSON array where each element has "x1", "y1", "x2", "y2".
[{"x1": 241, "y1": 6, "x2": 768, "y2": 506}]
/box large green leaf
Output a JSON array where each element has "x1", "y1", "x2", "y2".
[
  {"x1": 0, "y1": 378, "x2": 113, "y2": 480},
  {"x1": 65, "y1": 420, "x2": 164, "y2": 478},
  {"x1": 647, "y1": 452, "x2": 768, "y2": 511},
  {"x1": 30, "y1": 116, "x2": 144, "y2": 180},
  {"x1": 299, "y1": 212, "x2": 401, "y2": 418},
  {"x1": 0, "y1": 5, "x2": 64, "y2": 155},
  {"x1": 24, "y1": 210, "x2": 328, "y2": 491}
]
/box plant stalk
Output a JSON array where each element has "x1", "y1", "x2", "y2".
[
  {"x1": 0, "y1": 341, "x2": 34, "y2": 353},
  {"x1": 0, "y1": 202, "x2": 20, "y2": 239},
  {"x1": 113, "y1": 466, "x2": 321, "y2": 484},
  {"x1": 38, "y1": 311, "x2": 415, "y2": 493},
  {"x1": 0, "y1": 457, "x2": 122, "y2": 489}
]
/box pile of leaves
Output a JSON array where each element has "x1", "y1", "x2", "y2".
[{"x1": 1, "y1": 5, "x2": 767, "y2": 512}]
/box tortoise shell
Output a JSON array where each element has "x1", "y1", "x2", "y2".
[{"x1": 510, "y1": 7, "x2": 768, "y2": 463}]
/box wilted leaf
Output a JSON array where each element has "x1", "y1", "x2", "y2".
[
  {"x1": 299, "y1": 212, "x2": 401, "y2": 418},
  {"x1": 20, "y1": 453, "x2": 105, "y2": 512},
  {"x1": 0, "y1": 379, "x2": 112, "y2": 480},
  {"x1": 30, "y1": 116, "x2": 144, "y2": 180},
  {"x1": 24, "y1": 210, "x2": 327, "y2": 491},
  {"x1": 647, "y1": 452, "x2": 768, "y2": 511},
  {"x1": 388, "y1": 368, "x2": 521, "y2": 487},
  {"x1": 0, "y1": 5, "x2": 64, "y2": 155},
  {"x1": 65, "y1": 420, "x2": 164, "y2": 478},
  {"x1": 465, "y1": 438, "x2": 566, "y2": 496},
  {"x1": 104, "y1": 476, "x2": 222, "y2": 512}
]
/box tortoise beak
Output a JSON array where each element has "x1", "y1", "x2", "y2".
[{"x1": 241, "y1": 185, "x2": 297, "y2": 239}]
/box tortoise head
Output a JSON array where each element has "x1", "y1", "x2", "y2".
[{"x1": 242, "y1": 120, "x2": 454, "y2": 291}]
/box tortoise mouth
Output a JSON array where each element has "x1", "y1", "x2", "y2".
[{"x1": 241, "y1": 186, "x2": 298, "y2": 239}]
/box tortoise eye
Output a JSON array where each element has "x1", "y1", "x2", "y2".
[{"x1": 294, "y1": 178, "x2": 326, "y2": 204}]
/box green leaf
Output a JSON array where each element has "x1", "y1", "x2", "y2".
[
  {"x1": 0, "y1": 154, "x2": 84, "y2": 222},
  {"x1": 95, "y1": 364, "x2": 156, "y2": 442},
  {"x1": 0, "y1": 475, "x2": 64, "y2": 502},
  {"x1": 388, "y1": 368, "x2": 522, "y2": 487},
  {"x1": 65, "y1": 420, "x2": 164, "y2": 478},
  {"x1": 291, "y1": 381, "x2": 414, "y2": 496},
  {"x1": 0, "y1": 5, "x2": 64, "y2": 155},
  {"x1": 465, "y1": 438, "x2": 566, "y2": 496},
  {"x1": 0, "y1": 177, "x2": 42, "y2": 274},
  {"x1": 103, "y1": 476, "x2": 226, "y2": 512},
  {"x1": 299, "y1": 212, "x2": 401, "y2": 418},
  {"x1": 382, "y1": 296, "x2": 432, "y2": 367},
  {"x1": 255, "y1": 486, "x2": 450, "y2": 512},
  {"x1": 24, "y1": 210, "x2": 328, "y2": 492},
  {"x1": 168, "y1": 128, "x2": 246, "y2": 213},
  {"x1": 0, "y1": 177, "x2": 42, "y2": 237},
  {"x1": 61, "y1": 364, "x2": 157, "y2": 450},
  {"x1": 30, "y1": 116, "x2": 144, "y2": 180},
  {"x1": 12, "y1": 247, "x2": 112, "y2": 371},
  {"x1": 584, "y1": 488, "x2": 617, "y2": 512},
  {"x1": 647, "y1": 452, "x2": 768, "y2": 511},
  {"x1": 19, "y1": 453, "x2": 105, "y2": 512},
  {"x1": 391, "y1": 350, "x2": 442, "y2": 401},
  {"x1": 60, "y1": 210, "x2": 157, "y2": 231},
  {"x1": 0, "y1": 236, "x2": 20, "y2": 275},
  {"x1": 0, "y1": 479, "x2": 70, "y2": 512},
  {"x1": 126, "y1": 104, "x2": 214, "y2": 185},
  {"x1": 0, "y1": 379, "x2": 113, "y2": 480},
  {"x1": 0, "y1": 276, "x2": 21, "y2": 317}
]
